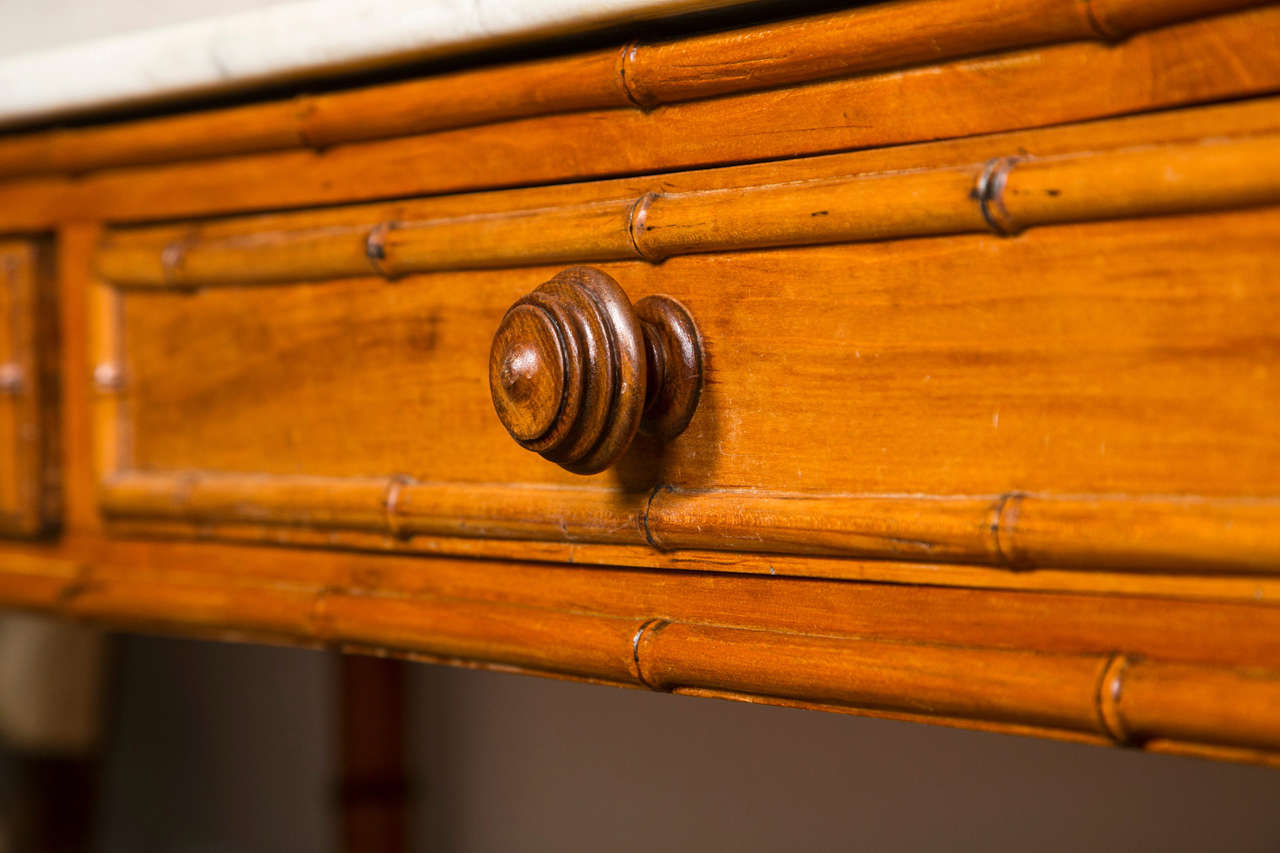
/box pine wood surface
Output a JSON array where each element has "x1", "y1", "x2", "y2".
[{"x1": 2, "y1": 4, "x2": 1279, "y2": 231}]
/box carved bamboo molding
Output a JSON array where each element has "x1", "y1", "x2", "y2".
[
  {"x1": 95, "y1": 133, "x2": 1280, "y2": 288},
  {"x1": 7, "y1": 542, "x2": 1280, "y2": 758},
  {"x1": 100, "y1": 471, "x2": 1280, "y2": 575},
  {"x1": 0, "y1": 0, "x2": 1264, "y2": 179}
]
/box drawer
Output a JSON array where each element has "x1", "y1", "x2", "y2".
[
  {"x1": 0, "y1": 241, "x2": 57, "y2": 536},
  {"x1": 92, "y1": 99, "x2": 1280, "y2": 579}
]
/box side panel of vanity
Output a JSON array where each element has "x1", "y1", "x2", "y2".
[{"x1": 0, "y1": 241, "x2": 57, "y2": 536}]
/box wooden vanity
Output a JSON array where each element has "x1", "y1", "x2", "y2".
[{"x1": 2, "y1": 0, "x2": 1279, "y2": 764}]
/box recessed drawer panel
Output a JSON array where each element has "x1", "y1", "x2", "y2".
[
  {"x1": 0, "y1": 241, "x2": 57, "y2": 536},
  {"x1": 110, "y1": 211, "x2": 1280, "y2": 493},
  {"x1": 92, "y1": 102, "x2": 1280, "y2": 578},
  {"x1": 95, "y1": 207, "x2": 1280, "y2": 574}
]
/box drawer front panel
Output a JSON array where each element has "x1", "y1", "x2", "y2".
[
  {"x1": 118, "y1": 212, "x2": 1280, "y2": 495},
  {"x1": 100, "y1": 204, "x2": 1280, "y2": 574},
  {"x1": 0, "y1": 241, "x2": 56, "y2": 536}
]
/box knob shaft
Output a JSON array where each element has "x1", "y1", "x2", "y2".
[{"x1": 489, "y1": 267, "x2": 703, "y2": 474}]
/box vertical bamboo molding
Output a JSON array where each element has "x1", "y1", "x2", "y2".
[
  {"x1": 0, "y1": 0, "x2": 1266, "y2": 179},
  {"x1": 0, "y1": 243, "x2": 44, "y2": 535},
  {"x1": 93, "y1": 132, "x2": 1280, "y2": 288},
  {"x1": 88, "y1": 268, "x2": 125, "y2": 489}
]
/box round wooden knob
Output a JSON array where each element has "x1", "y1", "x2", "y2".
[{"x1": 489, "y1": 266, "x2": 703, "y2": 474}]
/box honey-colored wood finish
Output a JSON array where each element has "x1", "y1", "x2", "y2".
[
  {"x1": 95, "y1": 121, "x2": 1280, "y2": 287},
  {"x1": 0, "y1": 0, "x2": 1277, "y2": 764},
  {"x1": 3, "y1": 4, "x2": 1280, "y2": 231},
  {"x1": 4, "y1": 537, "x2": 1280, "y2": 762},
  {"x1": 0, "y1": 0, "x2": 1262, "y2": 181},
  {"x1": 93, "y1": 202, "x2": 1280, "y2": 579},
  {"x1": 0, "y1": 242, "x2": 57, "y2": 537}
]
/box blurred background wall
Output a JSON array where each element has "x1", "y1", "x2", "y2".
[{"x1": 88, "y1": 632, "x2": 1280, "y2": 853}]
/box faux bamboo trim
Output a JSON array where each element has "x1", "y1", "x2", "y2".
[
  {"x1": 99, "y1": 471, "x2": 1280, "y2": 574},
  {"x1": 90, "y1": 516, "x2": 1280, "y2": 606},
  {"x1": 8, "y1": 7, "x2": 1278, "y2": 233},
  {"x1": 631, "y1": 621, "x2": 1109, "y2": 732},
  {"x1": 94, "y1": 133, "x2": 1280, "y2": 288},
  {"x1": 13, "y1": 549, "x2": 1280, "y2": 754},
  {"x1": 0, "y1": 0, "x2": 1262, "y2": 180}
]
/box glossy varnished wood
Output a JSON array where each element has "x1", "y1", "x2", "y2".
[
  {"x1": 0, "y1": 0, "x2": 1277, "y2": 765},
  {"x1": 91, "y1": 93, "x2": 1280, "y2": 287},
  {"x1": 0, "y1": 242, "x2": 57, "y2": 537},
  {"x1": 490, "y1": 267, "x2": 702, "y2": 473},
  {"x1": 3, "y1": 536, "x2": 1280, "y2": 761},
  {"x1": 2, "y1": 4, "x2": 1279, "y2": 230},
  {"x1": 0, "y1": 0, "x2": 1262, "y2": 181},
  {"x1": 95, "y1": 203, "x2": 1280, "y2": 575}
]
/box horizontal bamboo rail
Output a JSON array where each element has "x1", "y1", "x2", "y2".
[
  {"x1": 5, "y1": 543, "x2": 1280, "y2": 757},
  {"x1": 94, "y1": 132, "x2": 1280, "y2": 288},
  {"x1": 0, "y1": 0, "x2": 1263, "y2": 180},
  {"x1": 99, "y1": 471, "x2": 1280, "y2": 574},
  {"x1": 6, "y1": 6, "x2": 1278, "y2": 233}
]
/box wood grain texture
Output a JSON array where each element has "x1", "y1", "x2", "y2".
[
  {"x1": 14, "y1": 536, "x2": 1280, "y2": 670},
  {"x1": 491, "y1": 267, "x2": 646, "y2": 475},
  {"x1": 98, "y1": 205, "x2": 1280, "y2": 575},
  {"x1": 0, "y1": 0, "x2": 1277, "y2": 766},
  {"x1": 100, "y1": 474, "x2": 1280, "y2": 576},
  {"x1": 4, "y1": 5, "x2": 1279, "y2": 231},
  {"x1": 619, "y1": 0, "x2": 1270, "y2": 104},
  {"x1": 0, "y1": 242, "x2": 57, "y2": 537},
  {"x1": 95, "y1": 131, "x2": 1280, "y2": 287},
  {"x1": 489, "y1": 267, "x2": 704, "y2": 473},
  {"x1": 96, "y1": 514, "x2": 1280, "y2": 605},
  {"x1": 93, "y1": 95, "x2": 1280, "y2": 254},
  {"x1": 0, "y1": 0, "x2": 1261, "y2": 181},
  {"x1": 56, "y1": 225, "x2": 104, "y2": 534},
  {"x1": 4, "y1": 536, "x2": 1280, "y2": 759}
]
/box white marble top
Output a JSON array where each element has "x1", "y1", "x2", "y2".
[{"x1": 0, "y1": 0, "x2": 750, "y2": 128}]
